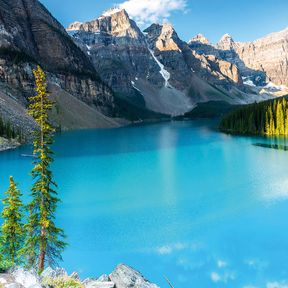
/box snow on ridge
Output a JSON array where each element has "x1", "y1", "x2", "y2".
[
  {"x1": 242, "y1": 77, "x2": 256, "y2": 87},
  {"x1": 67, "y1": 30, "x2": 78, "y2": 37},
  {"x1": 0, "y1": 25, "x2": 12, "y2": 38},
  {"x1": 264, "y1": 82, "x2": 287, "y2": 91},
  {"x1": 131, "y1": 81, "x2": 143, "y2": 95},
  {"x1": 148, "y1": 48, "x2": 171, "y2": 87},
  {"x1": 242, "y1": 77, "x2": 288, "y2": 91}
]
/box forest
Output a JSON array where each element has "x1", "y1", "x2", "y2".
[
  {"x1": 219, "y1": 96, "x2": 288, "y2": 136},
  {"x1": 0, "y1": 116, "x2": 24, "y2": 142}
]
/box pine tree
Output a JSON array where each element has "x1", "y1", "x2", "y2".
[
  {"x1": 22, "y1": 66, "x2": 66, "y2": 273},
  {"x1": 1, "y1": 176, "x2": 25, "y2": 265},
  {"x1": 276, "y1": 101, "x2": 285, "y2": 135},
  {"x1": 265, "y1": 111, "x2": 270, "y2": 135},
  {"x1": 269, "y1": 105, "x2": 275, "y2": 135},
  {"x1": 285, "y1": 107, "x2": 288, "y2": 136}
]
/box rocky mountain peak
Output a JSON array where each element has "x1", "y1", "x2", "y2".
[
  {"x1": 67, "y1": 8, "x2": 142, "y2": 40},
  {"x1": 66, "y1": 21, "x2": 83, "y2": 31},
  {"x1": 144, "y1": 23, "x2": 181, "y2": 52},
  {"x1": 189, "y1": 34, "x2": 210, "y2": 44},
  {"x1": 217, "y1": 33, "x2": 236, "y2": 50}
]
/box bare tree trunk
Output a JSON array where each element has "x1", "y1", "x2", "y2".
[{"x1": 38, "y1": 228, "x2": 46, "y2": 273}]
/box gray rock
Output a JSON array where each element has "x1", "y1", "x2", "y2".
[
  {"x1": 97, "y1": 275, "x2": 110, "y2": 282},
  {"x1": 84, "y1": 281, "x2": 115, "y2": 288},
  {"x1": 0, "y1": 0, "x2": 120, "y2": 136},
  {"x1": 5, "y1": 284, "x2": 23, "y2": 288},
  {"x1": 11, "y1": 268, "x2": 40, "y2": 288},
  {"x1": 41, "y1": 267, "x2": 55, "y2": 279},
  {"x1": 109, "y1": 264, "x2": 159, "y2": 288},
  {"x1": 53, "y1": 268, "x2": 68, "y2": 278},
  {"x1": 70, "y1": 272, "x2": 80, "y2": 280}
]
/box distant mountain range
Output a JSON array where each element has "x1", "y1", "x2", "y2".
[{"x1": 0, "y1": 1, "x2": 287, "y2": 133}]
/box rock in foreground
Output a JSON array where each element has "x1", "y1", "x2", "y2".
[{"x1": 0, "y1": 264, "x2": 160, "y2": 288}]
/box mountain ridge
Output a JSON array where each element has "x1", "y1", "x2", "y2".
[
  {"x1": 67, "y1": 8, "x2": 275, "y2": 117},
  {"x1": 0, "y1": 2, "x2": 287, "y2": 136}
]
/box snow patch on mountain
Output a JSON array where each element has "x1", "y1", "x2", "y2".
[
  {"x1": 264, "y1": 82, "x2": 287, "y2": 91},
  {"x1": 242, "y1": 77, "x2": 256, "y2": 87},
  {"x1": 148, "y1": 48, "x2": 171, "y2": 87}
]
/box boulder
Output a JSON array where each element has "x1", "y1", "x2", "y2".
[
  {"x1": 11, "y1": 268, "x2": 40, "y2": 288},
  {"x1": 83, "y1": 278, "x2": 115, "y2": 288},
  {"x1": 97, "y1": 275, "x2": 110, "y2": 282},
  {"x1": 41, "y1": 267, "x2": 68, "y2": 279},
  {"x1": 5, "y1": 284, "x2": 23, "y2": 288},
  {"x1": 70, "y1": 272, "x2": 80, "y2": 280},
  {"x1": 109, "y1": 264, "x2": 159, "y2": 288}
]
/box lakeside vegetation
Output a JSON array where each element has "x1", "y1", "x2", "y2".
[
  {"x1": 219, "y1": 96, "x2": 288, "y2": 136},
  {"x1": 0, "y1": 66, "x2": 66, "y2": 273},
  {"x1": 0, "y1": 116, "x2": 24, "y2": 143}
]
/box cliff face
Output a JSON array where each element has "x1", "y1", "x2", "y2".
[
  {"x1": 234, "y1": 28, "x2": 288, "y2": 86},
  {"x1": 0, "y1": 0, "x2": 120, "y2": 131},
  {"x1": 67, "y1": 9, "x2": 163, "y2": 107},
  {"x1": 2, "y1": 2, "x2": 286, "y2": 126},
  {"x1": 145, "y1": 23, "x2": 243, "y2": 89},
  {"x1": 190, "y1": 28, "x2": 288, "y2": 88},
  {"x1": 68, "y1": 11, "x2": 259, "y2": 116}
]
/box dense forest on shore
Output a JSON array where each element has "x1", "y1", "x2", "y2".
[
  {"x1": 219, "y1": 96, "x2": 288, "y2": 136},
  {"x1": 0, "y1": 115, "x2": 24, "y2": 142}
]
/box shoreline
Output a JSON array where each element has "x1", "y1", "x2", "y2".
[
  {"x1": 0, "y1": 264, "x2": 160, "y2": 288},
  {"x1": 0, "y1": 137, "x2": 20, "y2": 152}
]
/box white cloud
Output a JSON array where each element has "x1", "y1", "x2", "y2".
[
  {"x1": 155, "y1": 241, "x2": 203, "y2": 255},
  {"x1": 244, "y1": 258, "x2": 269, "y2": 271},
  {"x1": 217, "y1": 260, "x2": 228, "y2": 268},
  {"x1": 210, "y1": 271, "x2": 236, "y2": 283},
  {"x1": 157, "y1": 245, "x2": 173, "y2": 255},
  {"x1": 211, "y1": 272, "x2": 221, "y2": 283},
  {"x1": 117, "y1": 0, "x2": 188, "y2": 26},
  {"x1": 156, "y1": 242, "x2": 187, "y2": 255}
]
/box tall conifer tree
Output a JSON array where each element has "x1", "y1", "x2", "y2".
[
  {"x1": 22, "y1": 66, "x2": 66, "y2": 273},
  {"x1": 1, "y1": 176, "x2": 25, "y2": 265}
]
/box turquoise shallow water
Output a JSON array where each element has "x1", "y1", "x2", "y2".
[{"x1": 1, "y1": 120, "x2": 288, "y2": 287}]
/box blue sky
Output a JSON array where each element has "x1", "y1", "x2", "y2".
[{"x1": 41, "y1": 0, "x2": 288, "y2": 43}]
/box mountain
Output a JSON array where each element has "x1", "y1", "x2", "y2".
[
  {"x1": 1, "y1": 1, "x2": 287, "y2": 135},
  {"x1": 67, "y1": 9, "x2": 269, "y2": 116},
  {"x1": 0, "y1": 0, "x2": 127, "y2": 134},
  {"x1": 189, "y1": 28, "x2": 288, "y2": 94}
]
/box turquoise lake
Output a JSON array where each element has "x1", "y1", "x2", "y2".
[{"x1": 1, "y1": 120, "x2": 288, "y2": 287}]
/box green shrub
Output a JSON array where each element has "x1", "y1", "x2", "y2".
[
  {"x1": 42, "y1": 277, "x2": 84, "y2": 288},
  {"x1": 0, "y1": 259, "x2": 14, "y2": 273}
]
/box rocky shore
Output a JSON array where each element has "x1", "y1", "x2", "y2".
[
  {"x1": 0, "y1": 264, "x2": 160, "y2": 288},
  {"x1": 0, "y1": 137, "x2": 20, "y2": 152}
]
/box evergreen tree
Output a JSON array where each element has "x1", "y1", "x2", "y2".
[
  {"x1": 265, "y1": 111, "x2": 270, "y2": 135},
  {"x1": 269, "y1": 105, "x2": 275, "y2": 135},
  {"x1": 1, "y1": 176, "x2": 25, "y2": 265},
  {"x1": 276, "y1": 101, "x2": 285, "y2": 134},
  {"x1": 219, "y1": 96, "x2": 288, "y2": 136},
  {"x1": 285, "y1": 107, "x2": 288, "y2": 135},
  {"x1": 22, "y1": 66, "x2": 66, "y2": 273}
]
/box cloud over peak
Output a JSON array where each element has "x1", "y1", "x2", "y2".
[{"x1": 117, "y1": 0, "x2": 188, "y2": 26}]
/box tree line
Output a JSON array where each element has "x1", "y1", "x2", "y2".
[
  {"x1": 0, "y1": 117, "x2": 25, "y2": 143},
  {"x1": 0, "y1": 66, "x2": 66, "y2": 273},
  {"x1": 219, "y1": 97, "x2": 288, "y2": 136}
]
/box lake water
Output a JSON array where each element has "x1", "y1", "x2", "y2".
[{"x1": 1, "y1": 120, "x2": 288, "y2": 287}]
